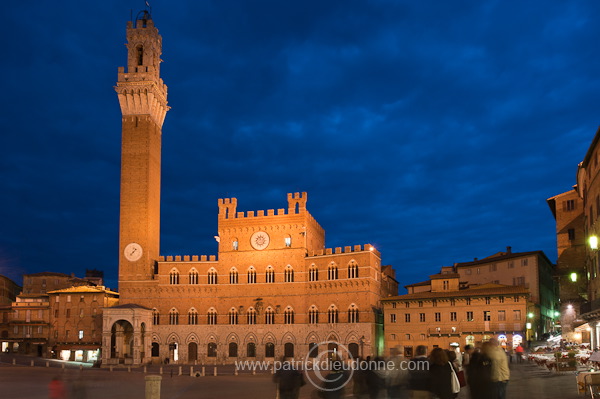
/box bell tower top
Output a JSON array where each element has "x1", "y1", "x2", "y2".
[{"x1": 116, "y1": 10, "x2": 169, "y2": 127}]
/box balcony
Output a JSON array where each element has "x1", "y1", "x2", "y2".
[{"x1": 428, "y1": 322, "x2": 524, "y2": 336}]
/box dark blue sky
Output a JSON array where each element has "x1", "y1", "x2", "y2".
[{"x1": 1, "y1": 1, "x2": 599, "y2": 291}]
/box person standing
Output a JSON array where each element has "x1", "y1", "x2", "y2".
[
  {"x1": 515, "y1": 344, "x2": 524, "y2": 363},
  {"x1": 428, "y1": 348, "x2": 454, "y2": 399},
  {"x1": 386, "y1": 348, "x2": 408, "y2": 399},
  {"x1": 48, "y1": 376, "x2": 66, "y2": 399},
  {"x1": 273, "y1": 357, "x2": 305, "y2": 399},
  {"x1": 467, "y1": 344, "x2": 493, "y2": 399},
  {"x1": 408, "y1": 345, "x2": 431, "y2": 399},
  {"x1": 488, "y1": 338, "x2": 510, "y2": 399}
]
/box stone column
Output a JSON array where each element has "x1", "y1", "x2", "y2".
[
  {"x1": 133, "y1": 331, "x2": 142, "y2": 365},
  {"x1": 145, "y1": 375, "x2": 162, "y2": 399}
]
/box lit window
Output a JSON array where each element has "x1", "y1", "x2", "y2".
[
  {"x1": 285, "y1": 237, "x2": 291, "y2": 247},
  {"x1": 78, "y1": 330, "x2": 84, "y2": 340}
]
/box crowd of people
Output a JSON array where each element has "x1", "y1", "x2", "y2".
[{"x1": 273, "y1": 338, "x2": 519, "y2": 399}]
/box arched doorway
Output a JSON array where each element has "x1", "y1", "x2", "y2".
[
  {"x1": 229, "y1": 342, "x2": 238, "y2": 357},
  {"x1": 348, "y1": 343, "x2": 359, "y2": 359},
  {"x1": 265, "y1": 342, "x2": 275, "y2": 358},
  {"x1": 151, "y1": 342, "x2": 160, "y2": 358},
  {"x1": 327, "y1": 342, "x2": 338, "y2": 360},
  {"x1": 284, "y1": 342, "x2": 294, "y2": 358},
  {"x1": 110, "y1": 320, "x2": 134, "y2": 363},
  {"x1": 308, "y1": 342, "x2": 319, "y2": 358},
  {"x1": 188, "y1": 342, "x2": 198, "y2": 362},
  {"x1": 247, "y1": 342, "x2": 256, "y2": 358}
]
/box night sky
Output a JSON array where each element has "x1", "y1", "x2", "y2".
[{"x1": 2, "y1": 1, "x2": 599, "y2": 292}]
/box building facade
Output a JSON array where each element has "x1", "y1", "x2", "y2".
[
  {"x1": 383, "y1": 274, "x2": 529, "y2": 357},
  {"x1": 547, "y1": 190, "x2": 587, "y2": 338},
  {"x1": 48, "y1": 286, "x2": 118, "y2": 363},
  {"x1": 576, "y1": 127, "x2": 600, "y2": 347},
  {"x1": 102, "y1": 12, "x2": 398, "y2": 366},
  {"x1": 1, "y1": 272, "x2": 105, "y2": 357},
  {"x1": 449, "y1": 248, "x2": 557, "y2": 339}
]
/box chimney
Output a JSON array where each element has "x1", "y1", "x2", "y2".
[{"x1": 506, "y1": 246, "x2": 512, "y2": 254}]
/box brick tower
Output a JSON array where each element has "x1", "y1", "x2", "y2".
[{"x1": 116, "y1": 11, "x2": 169, "y2": 289}]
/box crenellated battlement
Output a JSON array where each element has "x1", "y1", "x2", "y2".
[
  {"x1": 159, "y1": 255, "x2": 218, "y2": 262},
  {"x1": 218, "y1": 192, "x2": 309, "y2": 220},
  {"x1": 307, "y1": 244, "x2": 380, "y2": 258}
]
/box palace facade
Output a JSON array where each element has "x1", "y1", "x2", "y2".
[{"x1": 102, "y1": 12, "x2": 397, "y2": 366}]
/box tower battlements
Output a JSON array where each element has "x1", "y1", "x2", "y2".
[
  {"x1": 307, "y1": 244, "x2": 380, "y2": 258},
  {"x1": 218, "y1": 192, "x2": 310, "y2": 220}
]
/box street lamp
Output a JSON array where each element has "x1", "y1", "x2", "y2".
[{"x1": 589, "y1": 236, "x2": 598, "y2": 250}]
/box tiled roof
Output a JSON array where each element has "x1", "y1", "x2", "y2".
[
  {"x1": 430, "y1": 273, "x2": 460, "y2": 280},
  {"x1": 382, "y1": 283, "x2": 529, "y2": 301},
  {"x1": 454, "y1": 251, "x2": 552, "y2": 268},
  {"x1": 404, "y1": 280, "x2": 431, "y2": 288},
  {"x1": 47, "y1": 286, "x2": 118, "y2": 295}
]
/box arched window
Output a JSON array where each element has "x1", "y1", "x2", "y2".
[
  {"x1": 152, "y1": 309, "x2": 160, "y2": 325},
  {"x1": 188, "y1": 308, "x2": 198, "y2": 325},
  {"x1": 247, "y1": 342, "x2": 256, "y2": 357},
  {"x1": 169, "y1": 308, "x2": 179, "y2": 325},
  {"x1": 229, "y1": 308, "x2": 238, "y2": 325},
  {"x1": 265, "y1": 342, "x2": 275, "y2": 358},
  {"x1": 284, "y1": 265, "x2": 294, "y2": 282},
  {"x1": 347, "y1": 304, "x2": 359, "y2": 323},
  {"x1": 348, "y1": 261, "x2": 359, "y2": 279},
  {"x1": 284, "y1": 342, "x2": 294, "y2": 357},
  {"x1": 207, "y1": 308, "x2": 217, "y2": 325},
  {"x1": 266, "y1": 266, "x2": 275, "y2": 283},
  {"x1": 309, "y1": 264, "x2": 318, "y2": 282},
  {"x1": 247, "y1": 267, "x2": 256, "y2": 284},
  {"x1": 309, "y1": 306, "x2": 319, "y2": 324},
  {"x1": 230, "y1": 268, "x2": 238, "y2": 284},
  {"x1": 284, "y1": 307, "x2": 294, "y2": 324},
  {"x1": 229, "y1": 342, "x2": 238, "y2": 357},
  {"x1": 207, "y1": 342, "x2": 217, "y2": 357},
  {"x1": 285, "y1": 235, "x2": 292, "y2": 247},
  {"x1": 328, "y1": 263, "x2": 338, "y2": 280},
  {"x1": 232, "y1": 238, "x2": 239, "y2": 251},
  {"x1": 208, "y1": 268, "x2": 218, "y2": 285},
  {"x1": 265, "y1": 307, "x2": 275, "y2": 325},
  {"x1": 247, "y1": 307, "x2": 257, "y2": 325},
  {"x1": 189, "y1": 269, "x2": 199, "y2": 284},
  {"x1": 170, "y1": 269, "x2": 180, "y2": 285},
  {"x1": 327, "y1": 305, "x2": 338, "y2": 324}
]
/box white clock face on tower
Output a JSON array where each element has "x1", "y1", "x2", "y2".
[
  {"x1": 250, "y1": 231, "x2": 270, "y2": 250},
  {"x1": 124, "y1": 243, "x2": 143, "y2": 261}
]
